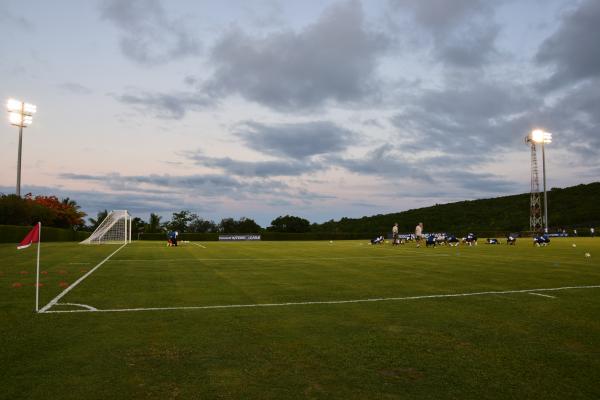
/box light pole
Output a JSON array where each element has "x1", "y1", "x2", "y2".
[
  {"x1": 530, "y1": 129, "x2": 552, "y2": 233},
  {"x1": 7, "y1": 99, "x2": 36, "y2": 197}
]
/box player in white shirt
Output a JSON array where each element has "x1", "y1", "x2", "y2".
[
  {"x1": 392, "y1": 223, "x2": 399, "y2": 245},
  {"x1": 415, "y1": 223, "x2": 424, "y2": 247}
]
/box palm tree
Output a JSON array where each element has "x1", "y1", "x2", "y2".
[
  {"x1": 61, "y1": 197, "x2": 86, "y2": 228},
  {"x1": 61, "y1": 197, "x2": 78, "y2": 208},
  {"x1": 88, "y1": 209, "x2": 109, "y2": 231},
  {"x1": 146, "y1": 213, "x2": 162, "y2": 233}
]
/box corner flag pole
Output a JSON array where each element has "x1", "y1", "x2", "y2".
[{"x1": 35, "y1": 222, "x2": 41, "y2": 312}]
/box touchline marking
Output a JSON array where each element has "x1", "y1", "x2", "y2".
[
  {"x1": 192, "y1": 242, "x2": 207, "y2": 249},
  {"x1": 40, "y1": 284, "x2": 600, "y2": 314},
  {"x1": 38, "y1": 243, "x2": 127, "y2": 313},
  {"x1": 528, "y1": 292, "x2": 556, "y2": 298}
]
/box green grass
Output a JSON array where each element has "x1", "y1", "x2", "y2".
[{"x1": 1, "y1": 239, "x2": 599, "y2": 399}]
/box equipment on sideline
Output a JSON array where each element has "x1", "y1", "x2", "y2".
[{"x1": 80, "y1": 210, "x2": 132, "y2": 244}]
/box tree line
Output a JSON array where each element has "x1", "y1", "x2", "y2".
[
  {"x1": 0, "y1": 193, "x2": 311, "y2": 234},
  {"x1": 309, "y1": 182, "x2": 600, "y2": 235},
  {"x1": 3, "y1": 182, "x2": 598, "y2": 235},
  {"x1": 88, "y1": 211, "x2": 312, "y2": 236},
  {"x1": 0, "y1": 194, "x2": 86, "y2": 229}
]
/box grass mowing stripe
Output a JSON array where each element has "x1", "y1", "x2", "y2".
[
  {"x1": 41, "y1": 284, "x2": 600, "y2": 314},
  {"x1": 109, "y1": 254, "x2": 451, "y2": 262}
]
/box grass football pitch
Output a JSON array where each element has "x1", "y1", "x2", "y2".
[{"x1": 1, "y1": 239, "x2": 599, "y2": 399}]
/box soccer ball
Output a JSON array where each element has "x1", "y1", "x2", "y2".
[
  {"x1": 572, "y1": 244, "x2": 577, "y2": 247},
  {"x1": 585, "y1": 253, "x2": 591, "y2": 258},
  {"x1": 329, "y1": 240, "x2": 333, "y2": 244}
]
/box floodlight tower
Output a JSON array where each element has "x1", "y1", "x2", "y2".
[
  {"x1": 525, "y1": 136, "x2": 543, "y2": 232},
  {"x1": 6, "y1": 99, "x2": 37, "y2": 197},
  {"x1": 525, "y1": 129, "x2": 552, "y2": 233}
]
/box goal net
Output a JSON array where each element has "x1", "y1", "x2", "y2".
[{"x1": 80, "y1": 210, "x2": 132, "y2": 244}]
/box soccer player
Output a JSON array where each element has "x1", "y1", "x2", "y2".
[
  {"x1": 167, "y1": 231, "x2": 178, "y2": 247},
  {"x1": 486, "y1": 238, "x2": 499, "y2": 244},
  {"x1": 591, "y1": 227, "x2": 596, "y2": 237},
  {"x1": 415, "y1": 222, "x2": 424, "y2": 247},
  {"x1": 371, "y1": 235, "x2": 384, "y2": 245},
  {"x1": 435, "y1": 233, "x2": 447, "y2": 246},
  {"x1": 506, "y1": 234, "x2": 517, "y2": 245},
  {"x1": 425, "y1": 234, "x2": 436, "y2": 247},
  {"x1": 533, "y1": 233, "x2": 550, "y2": 246},
  {"x1": 447, "y1": 234, "x2": 459, "y2": 247},
  {"x1": 392, "y1": 223, "x2": 399, "y2": 245},
  {"x1": 465, "y1": 233, "x2": 477, "y2": 246}
]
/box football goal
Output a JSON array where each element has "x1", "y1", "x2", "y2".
[{"x1": 80, "y1": 210, "x2": 132, "y2": 244}]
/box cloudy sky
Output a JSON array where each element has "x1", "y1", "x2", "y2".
[{"x1": 0, "y1": 0, "x2": 598, "y2": 226}]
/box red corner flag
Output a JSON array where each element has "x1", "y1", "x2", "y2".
[{"x1": 17, "y1": 223, "x2": 41, "y2": 250}]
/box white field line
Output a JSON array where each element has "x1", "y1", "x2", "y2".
[
  {"x1": 40, "y1": 284, "x2": 600, "y2": 314},
  {"x1": 38, "y1": 243, "x2": 127, "y2": 313},
  {"x1": 109, "y1": 254, "x2": 450, "y2": 263},
  {"x1": 191, "y1": 242, "x2": 207, "y2": 249},
  {"x1": 528, "y1": 292, "x2": 556, "y2": 298},
  {"x1": 55, "y1": 303, "x2": 99, "y2": 311}
]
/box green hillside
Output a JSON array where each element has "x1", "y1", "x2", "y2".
[{"x1": 312, "y1": 182, "x2": 600, "y2": 235}]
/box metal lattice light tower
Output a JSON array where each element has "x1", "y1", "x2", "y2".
[
  {"x1": 526, "y1": 129, "x2": 552, "y2": 233},
  {"x1": 526, "y1": 137, "x2": 543, "y2": 232},
  {"x1": 6, "y1": 99, "x2": 37, "y2": 197}
]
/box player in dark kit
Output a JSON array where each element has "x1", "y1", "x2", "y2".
[
  {"x1": 371, "y1": 235, "x2": 384, "y2": 245},
  {"x1": 506, "y1": 234, "x2": 517, "y2": 245},
  {"x1": 425, "y1": 234, "x2": 436, "y2": 247},
  {"x1": 533, "y1": 234, "x2": 550, "y2": 246},
  {"x1": 465, "y1": 233, "x2": 478, "y2": 246},
  {"x1": 447, "y1": 234, "x2": 459, "y2": 247}
]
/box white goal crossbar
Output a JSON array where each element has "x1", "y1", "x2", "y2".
[{"x1": 80, "y1": 210, "x2": 132, "y2": 244}]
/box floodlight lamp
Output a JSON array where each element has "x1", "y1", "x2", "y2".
[
  {"x1": 6, "y1": 99, "x2": 36, "y2": 115},
  {"x1": 531, "y1": 129, "x2": 552, "y2": 144},
  {"x1": 9, "y1": 112, "x2": 22, "y2": 125},
  {"x1": 23, "y1": 103, "x2": 36, "y2": 114},
  {"x1": 8, "y1": 112, "x2": 33, "y2": 127},
  {"x1": 531, "y1": 129, "x2": 544, "y2": 143},
  {"x1": 7, "y1": 98, "x2": 22, "y2": 112}
]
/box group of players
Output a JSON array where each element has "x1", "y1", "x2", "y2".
[{"x1": 371, "y1": 222, "x2": 552, "y2": 247}]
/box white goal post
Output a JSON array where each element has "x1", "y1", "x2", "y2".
[{"x1": 80, "y1": 210, "x2": 132, "y2": 244}]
